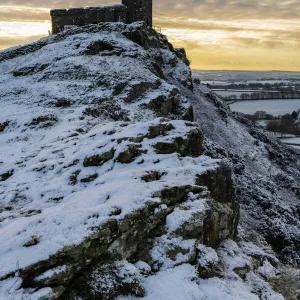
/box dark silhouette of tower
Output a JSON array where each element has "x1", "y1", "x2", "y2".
[{"x1": 122, "y1": 0, "x2": 152, "y2": 26}]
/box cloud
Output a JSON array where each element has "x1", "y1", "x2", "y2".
[
  {"x1": 0, "y1": 0, "x2": 299, "y2": 70},
  {"x1": 0, "y1": 0, "x2": 299, "y2": 19},
  {"x1": 0, "y1": 6, "x2": 49, "y2": 22},
  {"x1": 0, "y1": 34, "x2": 44, "y2": 49}
]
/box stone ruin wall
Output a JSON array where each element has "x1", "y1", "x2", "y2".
[
  {"x1": 142, "y1": 0, "x2": 152, "y2": 27},
  {"x1": 50, "y1": 5, "x2": 127, "y2": 34},
  {"x1": 122, "y1": 0, "x2": 152, "y2": 26}
]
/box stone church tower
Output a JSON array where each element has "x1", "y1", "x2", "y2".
[{"x1": 122, "y1": 0, "x2": 152, "y2": 26}]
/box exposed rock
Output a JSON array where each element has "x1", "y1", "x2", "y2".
[
  {"x1": 80, "y1": 173, "x2": 98, "y2": 183},
  {"x1": 54, "y1": 99, "x2": 72, "y2": 108},
  {"x1": 26, "y1": 115, "x2": 58, "y2": 128},
  {"x1": 196, "y1": 244, "x2": 221, "y2": 279},
  {"x1": 116, "y1": 144, "x2": 146, "y2": 163},
  {"x1": 64, "y1": 261, "x2": 145, "y2": 299},
  {"x1": 69, "y1": 170, "x2": 81, "y2": 185},
  {"x1": 147, "y1": 122, "x2": 175, "y2": 138},
  {"x1": 83, "y1": 149, "x2": 115, "y2": 167},
  {"x1": 147, "y1": 89, "x2": 182, "y2": 116},
  {"x1": 141, "y1": 170, "x2": 166, "y2": 182},
  {"x1": 0, "y1": 121, "x2": 9, "y2": 132},
  {"x1": 154, "y1": 128, "x2": 203, "y2": 157},
  {"x1": 123, "y1": 81, "x2": 159, "y2": 103},
  {"x1": 12, "y1": 64, "x2": 49, "y2": 76},
  {"x1": 0, "y1": 169, "x2": 14, "y2": 181},
  {"x1": 0, "y1": 158, "x2": 237, "y2": 299},
  {"x1": 82, "y1": 40, "x2": 115, "y2": 55},
  {"x1": 83, "y1": 100, "x2": 130, "y2": 121},
  {"x1": 269, "y1": 266, "x2": 300, "y2": 300},
  {"x1": 24, "y1": 236, "x2": 39, "y2": 247}
]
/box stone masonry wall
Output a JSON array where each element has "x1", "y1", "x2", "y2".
[
  {"x1": 122, "y1": 0, "x2": 152, "y2": 26},
  {"x1": 50, "y1": 5, "x2": 127, "y2": 34},
  {"x1": 50, "y1": 0, "x2": 152, "y2": 34}
]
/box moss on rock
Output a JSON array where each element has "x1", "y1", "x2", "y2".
[
  {"x1": 83, "y1": 149, "x2": 115, "y2": 167},
  {"x1": 26, "y1": 115, "x2": 58, "y2": 128},
  {"x1": 147, "y1": 122, "x2": 175, "y2": 139},
  {"x1": 154, "y1": 128, "x2": 203, "y2": 157},
  {"x1": 80, "y1": 174, "x2": 98, "y2": 183},
  {"x1": 117, "y1": 144, "x2": 147, "y2": 164},
  {"x1": 24, "y1": 237, "x2": 39, "y2": 247}
]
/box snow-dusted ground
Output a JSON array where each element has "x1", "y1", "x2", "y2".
[
  {"x1": 118, "y1": 240, "x2": 284, "y2": 300},
  {"x1": 0, "y1": 118, "x2": 217, "y2": 278}
]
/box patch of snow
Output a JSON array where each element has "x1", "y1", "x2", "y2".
[
  {"x1": 166, "y1": 195, "x2": 208, "y2": 234},
  {"x1": 134, "y1": 261, "x2": 151, "y2": 275},
  {"x1": 0, "y1": 276, "x2": 53, "y2": 300},
  {"x1": 150, "y1": 236, "x2": 196, "y2": 270},
  {"x1": 257, "y1": 261, "x2": 279, "y2": 279},
  {"x1": 218, "y1": 240, "x2": 251, "y2": 271},
  {"x1": 197, "y1": 244, "x2": 219, "y2": 267},
  {"x1": 35, "y1": 265, "x2": 67, "y2": 281},
  {"x1": 154, "y1": 204, "x2": 168, "y2": 214},
  {"x1": 245, "y1": 272, "x2": 284, "y2": 300},
  {"x1": 118, "y1": 264, "x2": 263, "y2": 300}
]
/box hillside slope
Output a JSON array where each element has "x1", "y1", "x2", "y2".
[{"x1": 0, "y1": 22, "x2": 299, "y2": 299}]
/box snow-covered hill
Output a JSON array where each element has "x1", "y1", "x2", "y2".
[{"x1": 0, "y1": 22, "x2": 299, "y2": 299}]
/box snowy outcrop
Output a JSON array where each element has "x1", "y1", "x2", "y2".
[
  {"x1": 0, "y1": 22, "x2": 236, "y2": 299},
  {"x1": 0, "y1": 22, "x2": 299, "y2": 299},
  {"x1": 187, "y1": 84, "x2": 300, "y2": 268}
]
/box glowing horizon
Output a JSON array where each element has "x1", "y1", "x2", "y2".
[{"x1": 0, "y1": 1, "x2": 299, "y2": 71}]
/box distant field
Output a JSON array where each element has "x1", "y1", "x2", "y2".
[
  {"x1": 192, "y1": 70, "x2": 300, "y2": 83},
  {"x1": 230, "y1": 99, "x2": 300, "y2": 116},
  {"x1": 281, "y1": 137, "x2": 300, "y2": 144},
  {"x1": 215, "y1": 90, "x2": 262, "y2": 97},
  {"x1": 202, "y1": 80, "x2": 295, "y2": 85},
  {"x1": 280, "y1": 137, "x2": 300, "y2": 150}
]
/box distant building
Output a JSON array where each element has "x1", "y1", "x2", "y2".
[{"x1": 50, "y1": 0, "x2": 152, "y2": 34}]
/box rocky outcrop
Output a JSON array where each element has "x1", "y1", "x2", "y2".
[
  {"x1": 0, "y1": 21, "x2": 294, "y2": 300},
  {"x1": 0, "y1": 117, "x2": 238, "y2": 299}
]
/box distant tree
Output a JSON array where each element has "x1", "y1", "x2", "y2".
[
  {"x1": 254, "y1": 111, "x2": 267, "y2": 119},
  {"x1": 250, "y1": 92, "x2": 260, "y2": 100},
  {"x1": 228, "y1": 95, "x2": 237, "y2": 100},
  {"x1": 280, "y1": 118, "x2": 294, "y2": 134},
  {"x1": 244, "y1": 114, "x2": 257, "y2": 121},
  {"x1": 292, "y1": 111, "x2": 298, "y2": 120},
  {"x1": 240, "y1": 93, "x2": 250, "y2": 100},
  {"x1": 265, "y1": 113, "x2": 274, "y2": 120},
  {"x1": 264, "y1": 83, "x2": 271, "y2": 89},
  {"x1": 193, "y1": 78, "x2": 201, "y2": 85},
  {"x1": 281, "y1": 113, "x2": 292, "y2": 120},
  {"x1": 266, "y1": 120, "x2": 281, "y2": 133}
]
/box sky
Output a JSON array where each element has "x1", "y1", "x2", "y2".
[{"x1": 0, "y1": 0, "x2": 300, "y2": 71}]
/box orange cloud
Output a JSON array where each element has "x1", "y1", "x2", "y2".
[{"x1": 0, "y1": 0, "x2": 300, "y2": 70}]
